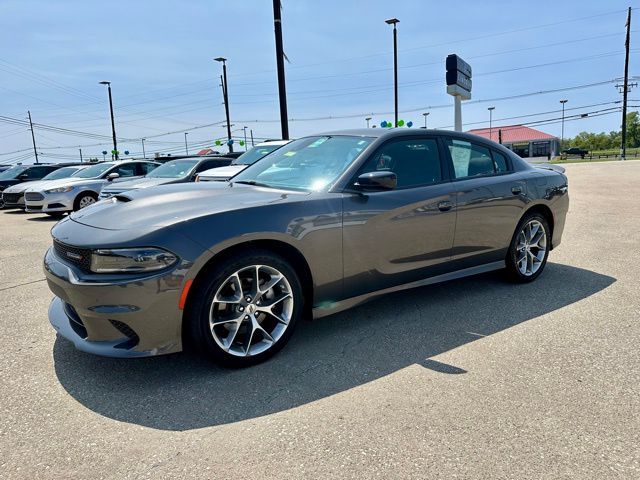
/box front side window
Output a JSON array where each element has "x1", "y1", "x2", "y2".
[
  {"x1": 358, "y1": 138, "x2": 442, "y2": 188},
  {"x1": 233, "y1": 144, "x2": 285, "y2": 166},
  {"x1": 42, "y1": 166, "x2": 83, "y2": 180},
  {"x1": 113, "y1": 164, "x2": 137, "y2": 177},
  {"x1": 232, "y1": 136, "x2": 373, "y2": 192},
  {"x1": 147, "y1": 160, "x2": 197, "y2": 178},
  {"x1": 446, "y1": 139, "x2": 495, "y2": 179},
  {"x1": 74, "y1": 163, "x2": 114, "y2": 179},
  {"x1": 0, "y1": 165, "x2": 28, "y2": 180},
  {"x1": 138, "y1": 162, "x2": 159, "y2": 175},
  {"x1": 26, "y1": 166, "x2": 54, "y2": 179}
]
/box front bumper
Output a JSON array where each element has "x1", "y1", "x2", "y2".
[
  {"x1": 44, "y1": 247, "x2": 185, "y2": 358},
  {"x1": 25, "y1": 192, "x2": 74, "y2": 213}
]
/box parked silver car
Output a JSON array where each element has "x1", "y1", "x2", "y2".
[
  {"x1": 99, "y1": 157, "x2": 232, "y2": 200},
  {"x1": 25, "y1": 160, "x2": 159, "y2": 217},
  {"x1": 1, "y1": 165, "x2": 88, "y2": 209}
]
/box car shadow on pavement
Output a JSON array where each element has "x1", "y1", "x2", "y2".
[
  {"x1": 52, "y1": 262, "x2": 615, "y2": 431},
  {"x1": 26, "y1": 215, "x2": 63, "y2": 222}
]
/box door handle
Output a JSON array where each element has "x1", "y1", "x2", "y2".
[
  {"x1": 511, "y1": 186, "x2": 523, "y2": 195},
  {"x1": 437, "y1": 200, "x2": 453, "y2": 212}
]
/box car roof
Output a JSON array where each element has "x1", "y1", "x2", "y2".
[{"x1": 255, "y1": 140, "x2": 290, "y2": 146}]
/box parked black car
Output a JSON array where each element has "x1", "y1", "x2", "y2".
[
  {"x1": 562, "y1": 147, "x2": 588, "y2": 159},
  {"x1": 0, "y1": 163, "x2": 62, "y2": 208}
]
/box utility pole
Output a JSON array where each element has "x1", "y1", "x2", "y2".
[
  {"x1": 99, "y1": 81, "x2": 118, "y2": 160},
  {"x1": 184, "y1": 132, "x2": 189, "y2": 155},
  {"x1": 560, "y1": 99, "x2": 568, "y2": 152},
  {"x1": 243, "y1": 126, "x2": 248, "y2": 150},
  {"x1": 250, "y1": 129, "x2": 255, "y2": 146},
  {"x1": 488, "y1": 106, "x2": 495, "y2": 141},
  {"x1": 385, "y1": 18, "x2": 400, "y2": 127},
  {"x1": 273, "y1": 0, "x2": 289, "y2": 139},
  {"x1": 141, "y1": 138, "x2": 146, "y2": 159},
  {"x1": 79, "y1": 148, "x2": 83, "y2": 162},
  {"x1": 215, "y1": 58, "x2": 233, "y2": 152},
  {"x1": 27, "y1": 110, "x2": 39, "y2": 164},
  {"x1": 621, "y1": 6, "x2": 632, "y2": 160}
]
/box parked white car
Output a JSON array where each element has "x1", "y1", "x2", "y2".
[
  {"x1": 195, "y1": 140, "x2": 290, "y2": 182},
  {"x1": 24, "y1": 160, "x2": 159, "y2": 217},
  {"x1": 1, "y1": 165, "x2": 88, "y2": 209}
]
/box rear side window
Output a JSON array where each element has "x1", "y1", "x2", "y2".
[
  {"x1": 26, "y1": 166, "x2": 55, "y2": 179},
  {"x1": 113, "y1": 164, "x2": 137, "y2": 177},
  {"x1": 492, "y1": 151, "x2": 509, "y2": 173},
  {"x1": 358, "y1": 138, "x2": 442, "y2": 188},
  {"x1": 446, "y1": 139, "x2": 495, "y2": 179},
  {"x1": 138, "y1": 162, "x2": 158, "y2": 175}
]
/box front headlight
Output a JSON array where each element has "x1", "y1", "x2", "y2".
[
  {"x1": 45, "y1": 186, "x2": 74, "y2": 194},
  {"x1": 90, "y1": 247, "x2": 178, "y2": 273}
]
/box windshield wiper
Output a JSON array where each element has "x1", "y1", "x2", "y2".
[{"x1": 232, "y1": 180, "x2": 273, "y2": 188}]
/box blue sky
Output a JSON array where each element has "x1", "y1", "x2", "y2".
[{"x1": 1, "y1": 0, "x2": 638, "y2": 163}]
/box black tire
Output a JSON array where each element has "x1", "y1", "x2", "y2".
[
  {"x1": 46, "y1": 212, "x2": 65, "y2": 219},
  {"x1": 505, "y1": 212, "x2": 551, "y2": 283},
  {"x1": 187, "y1": 249, "x2": 304, "y2": 367},
  {"x1": 73, "y1": 192, "x2": 98, "y2": 211}
]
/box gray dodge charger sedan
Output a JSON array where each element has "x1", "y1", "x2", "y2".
[{"x1": 44, "y1": 129, "x2": 569, "y2": 367}]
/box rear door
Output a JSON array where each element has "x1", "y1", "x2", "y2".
[
  {"x1": 341, "y1": 136, "x2": 457, "y2": 297},
  {"x1": 443, "y1": 137, "x2": 526, "y2": 267}
]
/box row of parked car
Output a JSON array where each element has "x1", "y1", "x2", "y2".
[{"x1": 0, "y1": 140, "x2": 289, "y2": 215}]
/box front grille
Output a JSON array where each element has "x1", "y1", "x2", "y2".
[
  {"x1": 25, "y1": 192, "x2": 44, "y2": 201},
  {"x1": 109, "y1": 319, "x2": 140, "y2": 349},
  {"x1": 53, "y1": 239, "x2": 92, "y2": 271},
  {"x1": 2, "y1": 193, "x2": 21, "y2": 204}
]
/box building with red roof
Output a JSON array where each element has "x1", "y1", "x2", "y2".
[{"x1": 467, "y1": 125, "x2": 559, "y2": 158}]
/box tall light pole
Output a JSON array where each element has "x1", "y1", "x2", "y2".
[
  {"x1": 99, "y1": 81, "x2": 118, "y2": 160},
  {"x1": 215, "y1": 57, "x2": 233, "y2": 153},
  {"x1": 560, "y1": 99, "x2": 568, "y2": 152},
  {"x1": 243, "y1": 126, "x2": 248, "y2": 150},
  {"x1": 422, "y1": 112, "x2": 430, "y2": 129},
  {"x1": 385, "y1": 18, "x2": 400, "y2": 127},
  {"x1": 79, "y1": 148, "x2": 83, "y2": 163},
  {"x1": 184, "y1": 132, "x2": 189, "y2": 155},
  {"x1": 250, "y1": 129, "x2": 255, "y2": 146},
  {"x1": 488, "y1": 106, "x2": 495, "y2": 141},
  {"x1": 273, "y1": 0, "x2": 290, "y2": 140},
  {"x1": 365, "y1": 117, "x2": 372, "y2": 128},
  {"x1": 141, "y1": 138, "x2": 146, "y2": 159}
]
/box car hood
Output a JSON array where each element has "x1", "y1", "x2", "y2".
[
  {"x1": 199, "y1": 164, "x2": 247, "y2": 180},
  {"x1": 70, "y1": 182, "x2": 309, "y2": 230},
  {"x1": 101, "y1": 177, "x2": 180, "y2": 192},
  {"x1": 2, "y1": 180, "x2": 44, "y2": 194},
  {"x1": 27, "y1": 177, "x2": 105, "y2": 192}
]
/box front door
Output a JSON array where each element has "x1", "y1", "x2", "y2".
[{"x1": 342, "y1": 136, "x2": 457, "y2": 298}]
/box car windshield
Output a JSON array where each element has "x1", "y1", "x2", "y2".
[
  {"x1": 72, "y1": 163, "x2": 113, "y2": 179},
  {"x1": 42, "y1": 166, "x2": 83, "y2": 180},
  {"x1": 233, "y1": 144, "x2": 285, "y2": 166},
  {"x1": 0, "y1": 165, "x2": 28, "y2": 180},
  {"x1": 231, "y1": 136, "x2": 373, "y2": 192},
  {"x1": 146, "y1": 159, "x2": 198, "y2": 178}
]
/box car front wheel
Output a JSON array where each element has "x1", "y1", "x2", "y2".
[
  {"x1": 505, "y1": 213, "x2": 551, "y2": 283},
  {"x1": 73, "y1": 192, "x2": 97, "y2": 211},
  {"x1": 188, "y1": 250, "x2": 304, "y2": 367}
]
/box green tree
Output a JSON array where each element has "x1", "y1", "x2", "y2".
[{"x1": 626, "y1": 111, "x2": 640, "y2": 148}]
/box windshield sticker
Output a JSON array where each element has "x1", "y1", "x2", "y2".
[
  {"x1": 307, "y1": 137, "x2": 328, "y2": 148},
  {"x1": 284, "y1": 151, "x2": 297, "y2": 157}
]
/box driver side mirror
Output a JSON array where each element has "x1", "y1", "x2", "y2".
[
  {"x1": 106, "y1": 172, "x2": 120, "y2": 182},
  {"x1": 18, "y1": 174, "x2": 29, "y2": 181},
  {"x1": 354, "y1": 171, "x2": 397, "y2": 191}
]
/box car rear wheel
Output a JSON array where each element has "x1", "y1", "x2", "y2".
[
  {"x1": 188, "y1": 250, "x2": 304, "y2": 367},
  {"x1": 73, "y1": 192, "x2": 97, "y2": 211},
  {"x1": 505, "y1": 213, "x2": 551, "y2": 283}
]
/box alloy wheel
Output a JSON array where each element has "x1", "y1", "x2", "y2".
[
  {"x1": 515, "y1": 219, "x2": 547, "y2": 276},
  {"x1": 78, "y1": 195, "x2": 96, "y2": 209},
  {"x1": 209, "y1": 265, "x2": 294, "y2": 357}
]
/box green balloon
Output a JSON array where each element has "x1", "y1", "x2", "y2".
[
  {"x1": 215, "y1": 140, "x2": 221, "y2": 146},
  {"x1": 397, "y1": 120, "x2": 405, "y2": 127},
  {"x1": 239, "y1": 140, "x2": 245, "y2": 146}
]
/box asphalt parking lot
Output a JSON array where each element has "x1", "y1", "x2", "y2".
[{"x1": 1, "y1": 161, "x2": 639, "y2": 479}]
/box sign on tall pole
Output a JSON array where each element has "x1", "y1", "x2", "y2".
[{"x1": 446, "y1": 54, "x2": 472, "y2": 132}]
